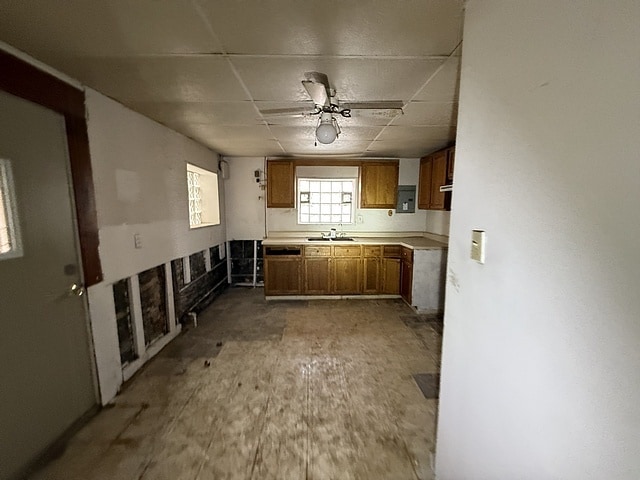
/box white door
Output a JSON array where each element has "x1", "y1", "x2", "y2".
[{"x1": 0, "y1": 90, "x2": 96, "y2": 480}]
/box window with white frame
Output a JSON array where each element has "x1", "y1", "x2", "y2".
[
  {"x1": 0, "y1": 159, "x2": 22, "y2": 259},
  {"x1": 298, "y1": 178, "x2": 356, "y2": 224},
  {"x1": 187, "y1": 163, "x2": 220, "y2": 228}
]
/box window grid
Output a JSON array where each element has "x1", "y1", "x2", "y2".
[
  {"x1": 0, "y1": 187, "x2": 10, "y2": 254},
  {"x1": 187, "y1": 170, "x2": 202, "y2": 227},
  {"x1": 298, "y1": 178, "x2": 355, "y2": 224},
  {"x1": 0, "y1": 160, "x2": 18, "y2": 257}
]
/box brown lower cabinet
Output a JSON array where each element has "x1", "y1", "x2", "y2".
[
  {"x1": 400, "y1": 246, "x2": 414, "y2": 304},
  {"x1": 333, "y1": 257, "x2": 361, "y2": 294},
  {"x1": 304, "y1": 245, "x2": 331, "y2": 294},
  {"x1": 381, "y1": 258, "x2": 401, "y2": 294},
  {"x1": 381, "y1": 245, "x2": 401, "y2": 295},
  {"x1": 333, "y1": 245, "x2": 362, "y2": 294},
  {"x1": 265, "y1": 243, "x2": 409, "y2": 296},
  {"x1": 264, "y1": 246, "x2": 302, "y2": 295},
  {"x1": 362, "y1": 245, "x2": 382, "y2": 294}
]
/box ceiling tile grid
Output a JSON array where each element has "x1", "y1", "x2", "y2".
[{"x1": 0, "y1": 0, "x2": 464, "y2": 158}]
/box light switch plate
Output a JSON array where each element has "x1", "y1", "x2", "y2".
[{"x1": 471, "y1": 229, "x2": 485, "y2": 263}]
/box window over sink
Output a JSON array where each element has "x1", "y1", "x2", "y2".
[{"x1": 297, "y1": 178, "x2": 356, "y2": 225}]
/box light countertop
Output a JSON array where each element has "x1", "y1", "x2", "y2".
[{"x1": 262, "y1": 236, "x2": 447, "y2": 250}]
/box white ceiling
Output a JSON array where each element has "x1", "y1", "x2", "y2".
[{"x1": 0, "y1": 0, "x2": 464, "y2": 158}]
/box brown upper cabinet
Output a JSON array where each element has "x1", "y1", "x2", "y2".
[
  {"x1": 360, "y1": 161, "x2": 399, "y2": 209},
  {"x1": 266, "y1": 160, "x2": 295, "y2": 208},
  {"x1": 418, "y1": 146, "x2": 455, "y2": 211}
]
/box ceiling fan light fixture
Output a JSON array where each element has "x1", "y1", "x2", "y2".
[{"x1": 316, "y1": 112, "x2": 338, "y2": 144}]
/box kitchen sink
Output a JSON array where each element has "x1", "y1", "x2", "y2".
[{"x1": 307, "y1": 237, "x2": 355, "y2": 242}]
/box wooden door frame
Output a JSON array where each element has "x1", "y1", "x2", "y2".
[{"x1": 0, "y1": 49, "x2": 103, "y2": 286}]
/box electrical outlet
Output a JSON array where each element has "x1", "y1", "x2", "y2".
[{"x1": 134, "y1": 233, "x2": 142, "y2": 249}]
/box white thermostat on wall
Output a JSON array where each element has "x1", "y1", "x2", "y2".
[{"x1": 471, "y1": 229, "x2": 486, "y2": 264}]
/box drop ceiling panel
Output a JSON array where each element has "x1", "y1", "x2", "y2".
[
  {"x1": 232, "y1": 57, "x2": 445, "y2": 103},
  {"x1": 392, "y1": 102, "x2": 458, "y2": 126},
  {"x1": 182, "y1": 125, "x2": 276, "y2": 142},
  {"x1": 376, "y1": 126, "x2": 456, "y2": 144},
  {"x1": 0, "y1": 0, "x2": 221, "y2": 57},
  {"x1": 128, "y1": 102, "x2": 262, "y2": 129},
  {"x1": 279, "y1": 139, "x2": 373, "y2": 157},
  {"x1": 415, "y1": 57, "x2": 462, "y2": 102},
  {"x1": 198, "y1": 0, "x2": 463, "y2": 55},
  {"x1": 205, "y1": 140, "x2": 285, "y2": 157},
  {"x1": 53, "y1": 56, "x2": 249, "y2": 103},
  {"x1": 366, "y1": 141, "x2": 448, "y2": 158},
  {"x1": 0, "y1": 0, "x2": 464, "y2": 158}
]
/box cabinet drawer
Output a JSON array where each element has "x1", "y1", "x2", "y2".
[
  {"x1": 363, "y1": 245, "x2": 381, "y2": 257},
  {"x1": 383, "y1": 245, "x2": 402, "y2": 258},
  {"x1": 304, "y1": 245, "x2": 331, "y2": 257},
  {"x1": 264, "y1": 245, "x2": 302, "y2": 257},
  {"x1": 334, "y1": 245, "x2": 362, "y2": 257},
  {"x1": 401, "y1": 246, "x2": 414, "y2": 263}
]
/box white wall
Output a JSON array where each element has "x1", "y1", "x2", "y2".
[
  {"x1": 436, "y1": 2, "x2": 640, "y2": 479},
  {"x1": 425, "y1": 210, "x2": 450, "y2": 236},
  {"x1": 223, "y1": 157, "x2": 265, "y2": 240},
  {"x1": 85, "y1": 89, "x2": 226, "y2": 404},
  {"x1": 265, "y1": 158, "x2": 427, "y2": 235}
]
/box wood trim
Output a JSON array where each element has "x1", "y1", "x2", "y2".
[
  {"x1": 0, "y1": 50, "x2": 85, "y2": 118},
  {"x1": 0, "y1": 49, "x2": 103, "y2": 286},
  {"x1": 65, "y1": 116, "x2": 103, "y2": 285},
  {"x1": 292, "y1": 159, "x2": 399, "y2": 167},
  {"x1": 294, "y1": 159, "x2": 364, "y2": 167}
]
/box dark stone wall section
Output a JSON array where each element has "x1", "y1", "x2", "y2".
[
  {"x1": 230, "y1": 240, "x2": 255, "y2": 285},
  {"x1": 139, "y1": 265, "x2": 169, "y2": 346},
  {"x1": 189, "y1": 251, "x2": 206, "y2": 280},
  {"x1": 113, "y1": 278, "x2": 137, "y2": 365},
  {"x1": 172, "y1": 244, "x2": 228, "y2": 325},
  {"x1": 171, "y1": 258, "x2": 185, "y2": 291},
  {"x1": 229, "y1": 240, "x2": 264, "y2": 284}
]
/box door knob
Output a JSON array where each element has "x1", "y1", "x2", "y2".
[{"x1": 69, "y1": 283, "x2": 85, "y2": 297}]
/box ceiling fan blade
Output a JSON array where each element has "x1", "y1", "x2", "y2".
[
  {"x1": 259, "y1": 107, "x2": 312, "y2": 117},
  {"x1": 302, "y1": 80, "x2": 329, "y2": 106},
  {"x1": 304, "y1": 71, "x2": 330, "y2": 87},
  {"x1": 342, "y1": 101, "x2": 404, "y2": 111}
]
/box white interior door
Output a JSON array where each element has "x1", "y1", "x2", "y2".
[{"x1": 0, "y1": 90, "x2": 96, "y2": 480}]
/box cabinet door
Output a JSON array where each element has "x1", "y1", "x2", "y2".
[
  {"x1": 267, "y1": 160, "x2": 294, "y2": 208},
  {"x1": 400, "y1": 259, "x2": 413, "y2": 304},
  {"x1": 304, "y1": 257, "x2": 331, "y2": 294},
  {"x1": 418, "y1": 156, "x2": 432, "y2": 209},
  {"x1": 362, "y1": 257, "x2": 381, "y2": 294},
  {"x1": 429, "y1": 150, "x2": 448, "y2": 210},
  {"x1": 333, "y1": 258, "x2": 361, "y2": 294},
  {"x1": 381, "y1": 258, "x2": 401, "y2": 295},
  {"x1": 264, "y1": 258, "x2": 301, "y2": 295},
  {"x1": 447, "y1": 147, "x2": 455, "y2": 182},
  {"x1": 360, "y1": 162, "x2": 399, "y2": 208}
]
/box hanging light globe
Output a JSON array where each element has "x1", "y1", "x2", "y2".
[{"x1": 316, "y1": 112, "x2": 338, "y2": 144}]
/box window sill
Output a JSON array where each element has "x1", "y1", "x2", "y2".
[{"x1": 189, "y1": 222, "x2": 220, "y2": 230}]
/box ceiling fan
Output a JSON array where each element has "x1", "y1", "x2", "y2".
[{"x1": 259, "y1": 71, "x2": 404, "y2": 145}]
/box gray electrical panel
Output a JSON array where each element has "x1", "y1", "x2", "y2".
[{"x1": 396, "y1": 185, "x2": 416, "y2": 213}]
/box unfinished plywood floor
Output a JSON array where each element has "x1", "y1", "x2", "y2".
[{"x1": 30, "y1": 288, "x2": 443, "y2": 480}]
